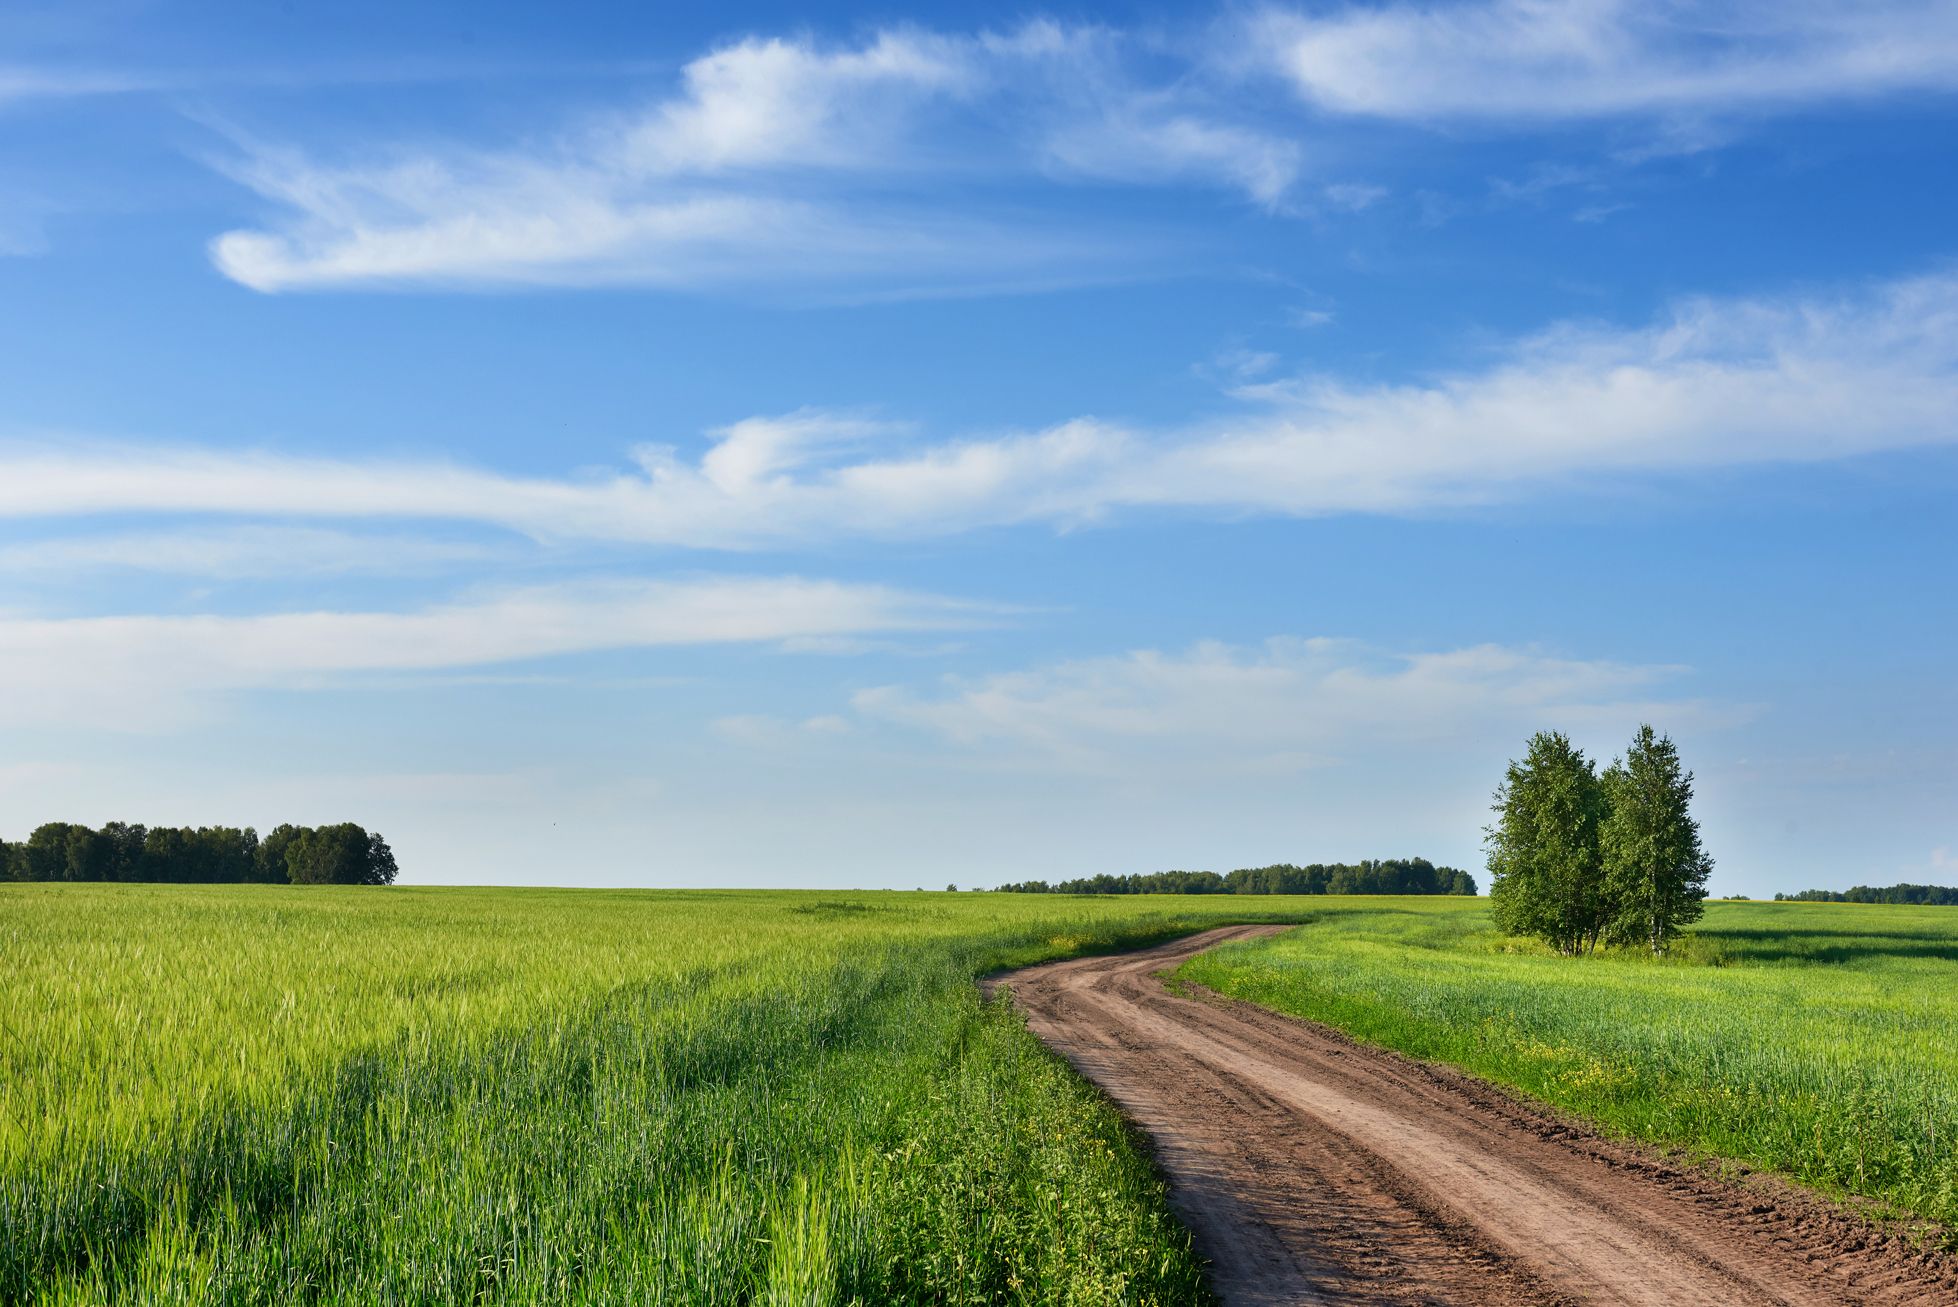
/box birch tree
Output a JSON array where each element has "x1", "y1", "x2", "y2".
[{"x1": 1601, "y1": 725, "x2": 1713, "y2": 954}]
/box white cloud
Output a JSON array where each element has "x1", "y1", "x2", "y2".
[
  {"x1": 199, "y1": 5, "x2": 1958, "y2": 293},
  {"x1": 208, "y1": 168, "x2": 1108, "y2": 296},
  {"x1": 0, "y1": 525, "x2": 501, "y2": 578},
  {"x1": 1154, "y1": 269, "x2": 1958, "y2": 511},
  {"x1": 199, "y1": 28, "x2": 1012, "y2": 293},
  {"x1": 1254, "y1": 0, "x2": 1958, "y2": 121},
  {"x1": 619, "y1": 30, "x2": 975, "y2": 174},
  {"x1": 8, "y1": 268, "x2": 1958, "y2": 546},
  {"x1": 851, "y1": 636, "x2": 1721, "y2": 773},
  {"x1": 0, "y1": 66, "x2": 148, "y2": 105},
  {"x1": 205, "y1": 22, "x2": 1309, "y2": 292},
  {"x1": 0, "y1": 576, "x2": 988, "y2": 729},
  {"x1": 26, "y1": 7, "x2": 1958, "y2": 297},
  {"x1": 686, "y1": 633, "x2": 1742, "y2": 890},
  {"x1": 1039, "y1": 99, "x2": 1306, "y2": 209},
  {"x1": 696, "y1": 410, "x2": 894, "y2": 494}
]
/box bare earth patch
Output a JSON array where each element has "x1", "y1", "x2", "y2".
[{"x1": 987, "y1": 925, "x2": 1958, "y2": 1306}]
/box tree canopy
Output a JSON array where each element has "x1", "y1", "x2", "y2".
[
  {"x1": 996, "y1": 858, "x2": 1476, "y2": 896},
  {"x1": 2, "y1": 822, "x2": 397, "y2": 885},
  {"x1": 1600, "y1": 725, "x2": 1712, "y2": 953},
  {"x1": 1487, "y1": 731, "x2": 1611, "y2": 956},
  {"x1": 1487, "y1": 725, "x2": 1716, "y2": 956},
  {"x1": 1777, "y1": 884, "x2": 1958, "y2": 905}
]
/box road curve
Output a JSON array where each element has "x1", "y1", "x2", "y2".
[{"x1": 987, "y1": 925, "x2": 1958, "y2": 1307}]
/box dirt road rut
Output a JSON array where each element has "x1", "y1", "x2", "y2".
[{"x1": 989, "y1": 925, "x2": 1957, "y2": 1306}]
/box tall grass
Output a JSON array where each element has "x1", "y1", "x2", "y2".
[
  {"x1": 1180, "y1": 899, "x2": 1958, "y2": 1233},
  {"x1": 1, "y1": 885, "x2": 1303, "y2": 1305}
]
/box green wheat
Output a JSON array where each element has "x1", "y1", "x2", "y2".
[{"x1": 1, "y1": 884, "x2": 1306, "y2": 1305}]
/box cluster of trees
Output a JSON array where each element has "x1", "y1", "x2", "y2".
[
  {"x1": 1487, "y1": 726, "x2": 1711, "y2": 956},
  {"x1": 1227, "y1": 859, "x2": 1477, "y2": 896},
  {"x1": 995, "y1": 858, "x2": 1477, "y2": 896},
  {"x1": 1, "y1": 822, "x2": 397, "y2": 886},
  {"x1": 1776, "y1": 884, "x2": 1958, "y2": 906},
  {"x1": 996, "y1": 870, "x2": 1233, "y2": 895}
]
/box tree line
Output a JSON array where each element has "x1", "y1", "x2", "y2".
[
  {"x1": 1775, "y1": 884, "x2": 1958, "y2": 906},
  {"x1": 1, "y1": 822, "x2": 398, "y2": 885},
  {"x1": 1487, "y1": 725, "x2": 1711, "y2": 956},
  {"x1": 995, "y1": 858, "x2": 1477, "y2": 896}
]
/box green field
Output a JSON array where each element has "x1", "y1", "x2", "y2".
[
  {"x1": 9, "y1": 889, "x2": 1957, "y2": 1304},
  {"x1": 0, "y1": 885, "x2": 1307, "y2": 1305},
  {"x1": 1181, "y1": 899, "x2": 1958, "y2": 1233}
]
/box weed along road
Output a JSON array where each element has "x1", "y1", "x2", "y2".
[{"x1": 989, "y1": 926, "x2": 1958, "y2": 1306}]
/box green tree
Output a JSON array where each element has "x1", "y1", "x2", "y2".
[
  {"x1": 288, "y1": 824, "x2": 397, "y2": 885},
  {"x1": 1600, "y1": 725, "x2": 1712, "y2": 954},
  {"x1": 61, "y1": 825, "x2": 109, "y2": 881},
  {"x1": 22, "y1": 823, "x2": 79, "y2": 882},
  {"x1": 255, "y1": 824, "x2": 305, "y2": 884},
  {"x1": 142, "y1": 826, "x2": 192, "y2": 883},
  {"x1": 287, "y1": 824, "x2": 361, "y2": 884},
  {"x1": 98, "y1": 822, "x2": 148, "y2": 881},
  {"x1": 186, "y1": 826, "x2": 259, "y2": 883},
  {"x1": 1486, "y1": 731, "x2": 1610, "y2": 955},
  {"x1": 363, "y1": 831, "x2": 398, "y2": 886}
]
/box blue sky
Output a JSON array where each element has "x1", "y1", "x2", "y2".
[{"x1": 2, "y1": 0, "x2": 1954, "y2": 892}]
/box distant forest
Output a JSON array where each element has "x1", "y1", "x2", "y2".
[
  {"x1": 1, "y1": 822, "x2": 397, "y2": 886},
  {"x1": 1774, "y1": 883, "x2": 1958, "y2": 906},
  {"x1": 996, "y1": 858, "x2": 1477, "y2": 896}
]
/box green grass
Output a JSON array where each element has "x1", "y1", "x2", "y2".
[
  {"x1": 17, "y1": 888, "x2": 1955, "y2": 1302},
  {"x1": 0, "y1": 884, "x2": 1309, "y2": 1305},
  {"x1": 1180, "y1": 898, "x2": 1958, "y2": 1234}
]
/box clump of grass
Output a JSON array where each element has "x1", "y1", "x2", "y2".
[
  {"x1": 1, "y1": 885, "x2": 1287, "y2": 1304},
  {"x1": 1180, "y1": 899, "x2": 1958, "y2": 1234}
]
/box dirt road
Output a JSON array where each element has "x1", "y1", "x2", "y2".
[{"x1": 989, "y1": 925, "x2": 1957, "y2": 1306}]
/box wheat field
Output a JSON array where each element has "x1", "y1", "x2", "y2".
[{"x1": 1, "y1": 884, "x2": 1305, "y2": 1305}]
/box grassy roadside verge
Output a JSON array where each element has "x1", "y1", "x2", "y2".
[{"x1": 1178, "y1": 898, "x2": 1958, "y2": 1236}]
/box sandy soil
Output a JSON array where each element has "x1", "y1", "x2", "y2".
[{"x1": 987, "y1": 925, "x2": 1958, "y2": 1306}]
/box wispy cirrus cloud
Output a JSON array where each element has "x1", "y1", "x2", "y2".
[
  {"x1": 0, "y1": 65, "x2": 152, "y2": 105},
  {"x1": 850, "y1": 635, "x2": 1728, "y2": 773},
  {"x1": 1038, "y1": 105, "x2": 1305, "y2": 209},
  {"x1": 198, "y1": 5, "x2": 1958, "y2": 294},
  {"x1": 7, "y1": 267, "x2": 1958, "y2": 550},
  {"x1": 0, "y1": 575, "x2": 992, "y2": 729},
  {"x1": 673, "y1": 633, "x2": 1730, "y2": 786},
  {"x1": 206, "y1": 21, "x2": 1302, "y2": 294},
  {"x1": 1251, "y1": 0, "x2": 1958, "y2": 121},
  {"x1": 0, "y1": 525, "x2": 503, "y2": 578}
]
